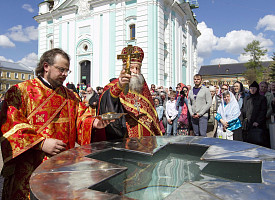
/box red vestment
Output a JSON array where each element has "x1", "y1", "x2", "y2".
[
  {"x1": 98, "y1": 78, "x2": 162, "y2": 139},
  {"x1": 0, "y1": 78, "x2": 95, "y2": 199}
]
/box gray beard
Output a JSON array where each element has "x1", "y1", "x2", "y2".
[
  {"x1": 85, "y1": 92, "x2": 93, "y2": 101},
  {"x1": 129, "y1": 74, "x2": 144, "y2": 93}
]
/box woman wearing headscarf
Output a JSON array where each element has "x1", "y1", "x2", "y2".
[
  {"x1": 233, "y1": 81, "x2": 248, "y2": 109},
  {"x1": 215, "y1": 90, "x2": 242, "y2": 141},
  {"x1": 241, "y1": 81, "x2": 267, "y2": 146}
]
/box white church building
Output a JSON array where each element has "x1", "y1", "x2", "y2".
[{"x1": 34, "y1": 0, "x2": 200, "y2": 88}]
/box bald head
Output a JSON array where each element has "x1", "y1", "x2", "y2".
[{"x1": 86, "y1": 87, "x2": 93, "y2": 94}]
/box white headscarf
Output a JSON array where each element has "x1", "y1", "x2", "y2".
[{"x1": 217, "y1": 91, "x2": 241, "y2": 122}]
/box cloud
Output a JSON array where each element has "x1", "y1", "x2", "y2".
[
  {"x1": 237, "y1": 54, "x2": 251, "y2": 63},
  {"x1": 0, "y1": 35, "x2": 15, "y2": 47},
  {"x1": 210, "y1": 58, "x2": 238, "y2": 65},
  {"x1": 238, "y1": 52, "x2": 272, "y2": 63},
  {"x1": 197, "y1": 21, "x2": 218, "y2": 57},
  {"x1": 18, "y1": 52, "x2": 38, "y2": 68},
  {"x1": 22, "y1": 4, "x2": 34, "y2": 13},
  {"x1": 215, "y1": 30, "x2": 273, "y2": 55},
  {"x1": 256, "y1": 15, "x2": 275, "y2": 31},
  {"x1": 215, "y1": 30, "x2": 255, "y2": 54},
  {"x1": 197, "y1": 21, "x2": 274, "y2": 66},
  {"x1": 0, "y1": 56, "x2": 14, "y2": 62},
  {"x1": 197, "y1": 57, "x2": 204, "y2": 68},
  {"x1": 7, "y1": 25, "x2": 38, "y2": 42}
]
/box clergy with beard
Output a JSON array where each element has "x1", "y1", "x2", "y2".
[{"x1": 97, "y1": 46, "x2": 162, "y2": 140}]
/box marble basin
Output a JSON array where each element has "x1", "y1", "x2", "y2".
[{"x1": 30, "y1": 136, "x2": 275, "y2": 199}]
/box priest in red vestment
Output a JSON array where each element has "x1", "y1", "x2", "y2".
[
  {"x1": 0, "y1": 48, "x2": 111, "y2": 200},
  {"x1": 98, "y1": 45, "x2": 162, "y2": 140}
]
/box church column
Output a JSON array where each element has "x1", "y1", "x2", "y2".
[{"x1": 147, "y1": 1, "x2": 158, "y2": 85}]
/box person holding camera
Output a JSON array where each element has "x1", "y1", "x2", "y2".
[{"x1": 177, "y1": 86, "x2": 189, "y2": 135}]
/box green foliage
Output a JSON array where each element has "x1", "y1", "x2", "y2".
[
  {"x1": 243, "y1": 68, "x2": 259, "y2": 85},
  {"x1": 242, "y1": 40, "x2": 268, "y2": 83},
  {"x1": 269, "y1": 52, "x2": 275, "y2": 81}
]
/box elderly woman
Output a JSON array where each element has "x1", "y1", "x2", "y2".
[
  {"x1": 233, "y1": 81, "x2": 248, "y2": 109},
  {"x1": 207, "y1": 86, "x2": 221, "y2": 137},
  {"x1": 215, "y1": 90, "x2": 242, "y2": 141},
  {"x1": 241, "y1": 81, "x2": 267, "y2": 146},
  {"x1": 154, "y1": 96, "x2": 165, "y2": 134}
]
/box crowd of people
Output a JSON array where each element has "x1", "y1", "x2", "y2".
[
  {"x1": 150, "y1": 77, "x2": 275, "y2": 148},
  {"x1": 67, "y1": 73, "x2": 275, "y2": 149},
  {"x1": 0, "y1": 46, "x2": 275, "y2": 199}
]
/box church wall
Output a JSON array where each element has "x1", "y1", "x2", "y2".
[
  {"x1": 174, "y1": 11, "x2": 186, "y2": 86},
  {"x1": 91, "y1": 14, "x2": 101, "y2": 86},
  {"x1": 175, "y1": 14, "x2": 180, "y2": 86},
  {"x1": 136, "y1": 3, "x2": 149, "y2": 81},
  {"x1": 35, "y1": 0, "x2": 199, "y2": 89},
  {"x1": 147, "y1": 1, "x2": 158, "y2": 85},
  {"x1": 157, "y1": 1, "x2": 165, "y2": 87},
  {"x1": 38, "y1": 22, "x2": 47, "y2": 57},
  {"x1": 101, "y1": 13, "x2": 111, "y2": 86},
  {"x1": 186, "y1": 23, "x2": 193, "y2": 85},
  {"x1": 115, "y1": 4, "x2": 127, "y2": 80},
  {"x1": 53, "y1": 18, "x2": 60, "y2": 48},
  {"x1": 186, "y1": 21, "x2": 200, "y2": 86},
  {"x1": 73, "y1": 18, "x2": 91, "y2": 86},
  {"x1": 109, "y1": 8, "x2": 117, "y2": 81},
  {"x1": 68, "y1": 18, "x2": 77, "y2": 85},
  {"x1": 172, "y1": 13, "x2": 177, "y2": 87},
  {"x1": 163, "y1": 5, "x2": 172, "y2": 88}
]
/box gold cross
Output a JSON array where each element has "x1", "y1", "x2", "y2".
[
  {"x1": 134, "y1": 97, "x2": 141, "y2": 114},
  {"x1": 117, "y1": 45, "x2": 141, "y2": 75},
  {"x1": 117, "y1": 45, "x2": 141, "y2": 95}
]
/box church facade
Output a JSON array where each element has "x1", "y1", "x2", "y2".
[{"x1": 34, "y1": 0, "x2": 200, "y2": 88}]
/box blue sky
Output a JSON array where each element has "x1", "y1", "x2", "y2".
[
  {"x1": 194, "y1": 0, "x2": 275, "y2": 66},
  {"x1": 0, "y1": 0, "x2": 38, "y2": 68},
  {"x1": 0, "y1": 0, "x2": 274, "y2": 68}
]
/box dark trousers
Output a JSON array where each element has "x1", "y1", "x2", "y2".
[
  {"x1": 233, "y1": 127, "x2": 243, "y2": 141},
  {"x1": 191, "y1": 116, "x2": 208, "y2": 137}
]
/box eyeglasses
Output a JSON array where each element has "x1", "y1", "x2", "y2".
[
  {"x1": 54, "y1": 65, "x2": 71, "y2": 75},
  {"x1": 221, "y1": 88, "x2": 227, "y2": 90}
]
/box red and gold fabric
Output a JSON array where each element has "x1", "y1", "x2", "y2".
[
  {"x1": 99, "y1": 78, "x2": 162, "y2": 138},
  {"x1": 0, "y1": 78, "x2": 94, "y2": 199}
]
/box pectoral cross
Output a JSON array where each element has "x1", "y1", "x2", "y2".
[
  {"x1": 117, "y1": 45, "x2": 141, "y2": 95},
  {"x1": 134, "y1": 98, "x2": 141, "y2": 114}
]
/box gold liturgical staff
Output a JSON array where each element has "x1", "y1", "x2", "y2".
[{"x1": 117, "y1": 45, "x2": 141, "y2": 95}]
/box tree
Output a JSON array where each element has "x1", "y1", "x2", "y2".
[
  {"x1": 269, "y1": 52, "x2": 275, "y2": 82},
  {"x1": 242, "y1": 40, "x2": 268, "y2": 84}
]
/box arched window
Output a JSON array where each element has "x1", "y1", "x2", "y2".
[
  {"x1": 50, "y1": 39, "x2": 53, "y2": 49},
  {"x1": 130, "y1": 24, "x2": 135, "y2": 40}
]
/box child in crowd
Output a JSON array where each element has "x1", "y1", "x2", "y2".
[{"x1": 165, "y1": 91, "x2": 179, "y2": 136}]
